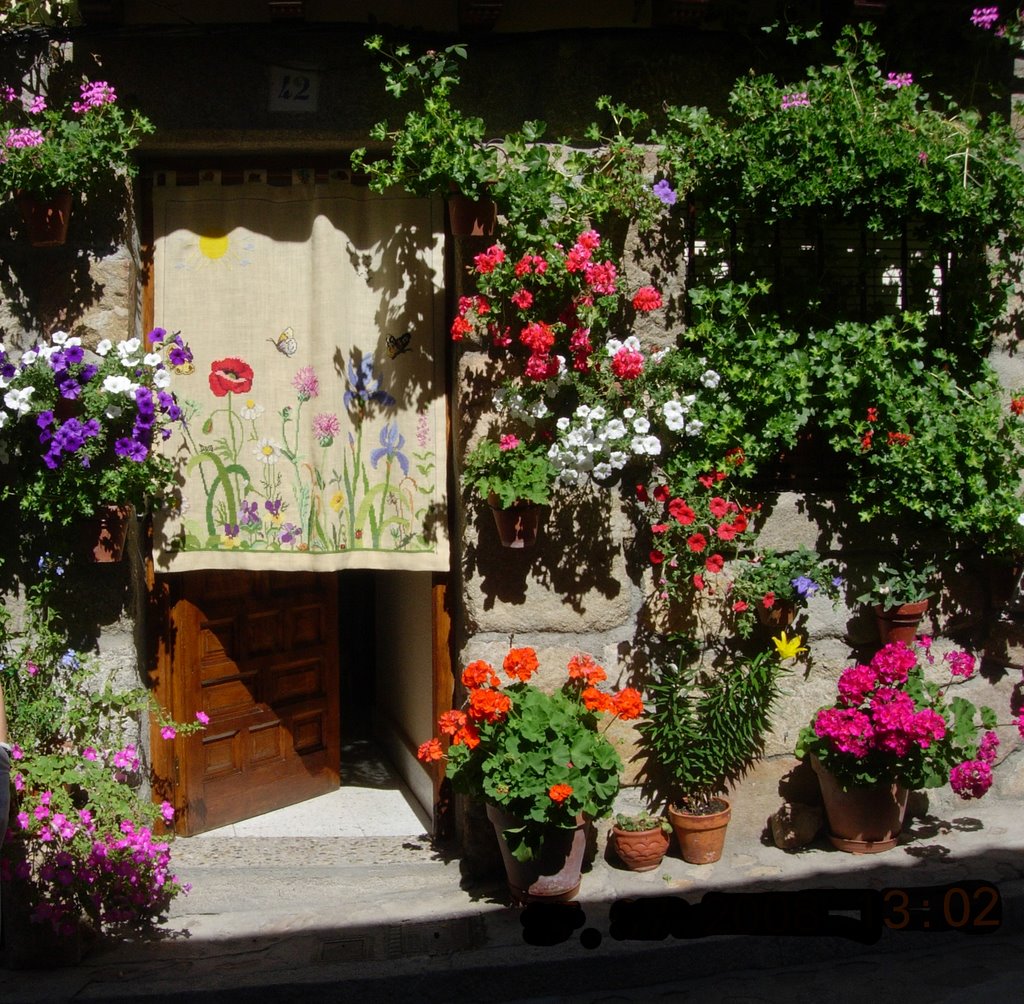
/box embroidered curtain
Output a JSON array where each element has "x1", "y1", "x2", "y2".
[{"x1": 151, "y1": 170, "x2": 448, "y2": 571}]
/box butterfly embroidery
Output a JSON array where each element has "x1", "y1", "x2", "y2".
[
  {"x1": 387, "y1": 330, "x2": 412, "y2": 359},
  {"x1": 269, "y1": 327, "x2": 298, "y2": 357},
  {"x1": 170, "y1": 336, "x2": 195, "y2": 375}
]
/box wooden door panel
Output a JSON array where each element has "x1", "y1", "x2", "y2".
[{"x1": 164, "y1": 571, "x2": 339, "y2": 835}]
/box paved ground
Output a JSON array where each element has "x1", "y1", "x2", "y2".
[{"x1": 1, "y1": 756, "x2": 1021, "y2": 1002}]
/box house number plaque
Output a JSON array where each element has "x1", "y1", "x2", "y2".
[{"x1": 269, "y1": 65, "x2": 320, "y2": 112}]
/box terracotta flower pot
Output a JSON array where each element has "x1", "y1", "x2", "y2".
[
  {"x1": 811, "y1": 755, "x2": 909, "y2": 854},
  {"x1": 873, "y1": 599, "x2": 929, "y2": 646},
  {"x1": 15, "y1": 189, "x2": 73, "y2": 247},
  {"x1": 82, "y1": 504, "x2": 134, "y2": 562},
  {"x1": 486, "y1": 803, "x2": 589, "y2": 903},
  {"x1": 446, "y1": 191, "x2": 498, "y2": 236},
  {"x1": 667, "y1": 797, "x2": 731, "y2": 864},
  {"x1": 756, "y1": 599, "x2": 796, "y2": 630},
  {"x1": 487, "y1": 493, "x2": 541, "y2": 548},
  {"x1": 609, "y1": 824, "x2": 671, "y2": 872}
]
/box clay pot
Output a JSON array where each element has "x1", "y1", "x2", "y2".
[
  {"x1": 446, "y1": 191, "x2": 498, "y2": 236},
  {"x1": 487, "y1": 493, "x2": 541, "y2": 548},
  {"x1": 609, "y1": 823, "x2": 671, "y2": 872},
  {"x1": 667, "y1": 797, "x2": 731, "y2": 864},
  {"x1": 82, "y1": 504, "x2": 134, "y2": 562},
  {"x1": 811, "y1": 755, "x2": 909, "y2": 854},
  {"x1": 874, "y1": 599, "x2": 929, "y2": 646},
  {"x1": 756, "y1": 599, "x2": 796, "y2": 630},
  {"x1": 486, "y1": 803, "x2": 589, "y2": 904},
  {"x1": 15, "y1": 189, "x2": 73, "y2": 247}
]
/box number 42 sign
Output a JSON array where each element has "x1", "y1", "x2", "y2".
[{"x1": 269, "y1": 65, "x2": 320, "y2": 112}]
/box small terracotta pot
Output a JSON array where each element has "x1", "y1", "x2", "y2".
[
  {"x1": 82, "y1": 504, "x2": 134, "y2": 562},
  {"x1": 487, "y1": 493, "x2": 541, "y2": 548},
  {"x1": 609, "y1": 824, "x2": 671, "y2": 872},
  {"x1": 874, "y1": 599, "x2": 929, "y2": 646},
  {"x1": 756, "y1": 599, "x2": 796, "y2": 630},
  {"x1": 446, "y1": 191, "x2": 498, "y2": 236},
  {"x1": 15, "y1": 189, "x2": 73, "y2": 247},
  {"x1": 667, "y1": 797, "x2": 731, "y2": 864}
]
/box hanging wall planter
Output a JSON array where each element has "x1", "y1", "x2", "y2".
[
  {"x1": 446, "y1": 190, "x2": 498, "y2": 237},
  {"x1": 15, "y1": 190, "x2": 73, "y2": 247},
  {"x1": 487, "y1": 493, "x2": 542, "y2": 548},
  {"x1": 81, "y1": 504, "x2": 134, "y2": 562}
]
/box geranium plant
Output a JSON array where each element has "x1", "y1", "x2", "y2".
[
  {"x1": 417, "y1": 646, "x2": 641, "y2": 862},
  {"x1": 1, "y1": 75, "x2": 153, "y2": 198},
  {"x1": 461, "y1": 432, "x2": 555, "y2": 509},
  {"x1": 636, "y1": 467, "x2": 758, "y2": 603},
  {"x1": 795, "y1": 639, "x2": 998, "y2": 797},
  {"x1": 350, "y1": 35, "x2": 499, "y2": 202},
  {"x1": 0, "y1": 327, "x2": 189, "y2": 526}
]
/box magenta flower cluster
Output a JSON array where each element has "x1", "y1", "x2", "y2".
[
  {"x1": 804, "y1": 640, "x2": 997, "y2": 798},
  {"x1": 780, "y1": 91, "x2": 810, "y2": 110},
  {"x1": 970, "y1": 7, "x2": 1001, "y2": 30},
  {"x1": 2, "y1": 746, "x2": 188, "y2": 935}
]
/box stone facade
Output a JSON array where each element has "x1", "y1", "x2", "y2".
[{"x1": 1, "y1": 6, "x2": 1022, "y2": 852}]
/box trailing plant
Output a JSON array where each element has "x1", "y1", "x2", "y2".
[
  {"x1": 417, "y1": 646, "x2": 641, "y2": 862},
  {"x1": 638, "y1": 635, "x2": 789, "y2": 813},
  {"x1": 0, "y1": 327, "x2": 188, "y2": 526},
  {"x1": 731, "y1": 544, "x2": 841, "y2": 636},
  {"x1": 0, "y1": 555, "x2": 206, "y2": 935},
  {"x1": 795, "y1": 639, "x2": 998, "y2": 795},
  {"x1": 350, "y1": 36, "x2": 500, "y2": 201},
  {"x1": 656, "y1": 23, "x2": 1024, "y2": 345}
]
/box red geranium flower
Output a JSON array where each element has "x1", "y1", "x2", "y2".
[
  {"x1": 208, "y1": 357, "x2": 254, "y2": 397},
  {"x1": 548, "y1": 783, "x2": 574, "y2": 803}
]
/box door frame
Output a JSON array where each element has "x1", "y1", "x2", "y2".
[{"x1": 139, "y1": 161, "x2": 455, "y2": 836}]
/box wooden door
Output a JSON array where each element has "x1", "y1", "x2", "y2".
[{"x1": 154, "y1": 569, "x2": 340, "y2": 835}]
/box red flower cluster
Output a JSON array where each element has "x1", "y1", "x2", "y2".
[{"x1": 449, "y1": 230, "x2": 660, "y2": 384}]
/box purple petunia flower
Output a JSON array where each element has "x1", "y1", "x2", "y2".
[
  {"x1": 652, "y1": 179, "x2": 677, "y2": 206},
  {"x1": 114, "y1": 437, "x2": 148, "y2": 462}
]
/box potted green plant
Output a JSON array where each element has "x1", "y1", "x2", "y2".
[
  {"x1": 609, "y1": 810, "x2": 672, "y2": 872},
  {"x1": 638, "y1": 635, "x2": 790, "y2": 863},
  {"x1": 1, "y1": 73, "x2": 154, "y2": 245},
  {"x1": 731, "y1": 545, "x2": 842, "y2": 636},
  {"x1": 854, "y1": 556, "x2": 936, "y2": 645},
  {"x1": 461, "y1": 433, "x2": 554, "y2": 547},
  {"x1": 795, "y1": 639, "x2": 997, "y2": 853},
  {"x1": 350, "y1": 35, "x2": 501, "y2": 234},
  {"x1": 0, "y1": 328, "x2": 188, "y2": 545},
  {"x1": 417, "y1": 646, "x2": 640, "y2": 901}
]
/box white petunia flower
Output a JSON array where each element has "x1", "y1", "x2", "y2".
[
  {"x1": 633, "y1": 416, "x2": 651, "y2": 434},
  {"x1": 603, "y1": 419, "x2": 627, "y2": 440},
  {"x1": 700, "y1": 369, "x2": 721, "y2": 389},
  {"x1": 51, "y1": 330, "x2": 69, "y2": 346},
  {"x1": 589, "y1": 405, "x2": 607, "y2": 423},
  {"x1": 662, "y1": 400, "x2": 687, "y2": 431},
  {"x1": 153, "y1": 368, "x2": 172, "y2": 389},
  {"x1": 685, "y1": 419, "x2": 705, "y2": 437},
  {"x1": 144, "y1": 352, "x2": 163, "y2": 368},
  {"x1": 21, "y1": 349, "x2": 38, "y2": 366},
  {"x1": 4, "y1": 386, "x2": 35, "y2": 415},
  {"x1": 102, "y1": 374, "x2": 134, "y2": 395},
  {"x1": 95, "y1": 339, "x2": 112, "y2": 357},
  {"x1": 593, "y1": 462, "x2": 613, "y2": 480},
  {"x1": 105, "y1": 403, "x2": 124, "y2": 420},
  {"x1": 622, "y1": 407, "x2": 636, "y2": 420}
]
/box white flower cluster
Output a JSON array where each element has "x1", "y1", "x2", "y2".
[
  {"x1": 661, "y1": 393, "x2": 704, "y2": 436},
  {"x1": 492, "y1": 386, "x2": 551, "y2": 426},
  {"x1": 547, "y1": 404, "x2": 661, "y2": 486}
]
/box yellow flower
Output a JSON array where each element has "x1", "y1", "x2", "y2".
[
  {"x1": 772, "y1": 631, "x2": 807, "y2": 661},
  {"x1": 329, "y1": 490, "x2": 344, "y2": 513},
  {"x1": 219, "y1": 533, "x2": 240, "y2": 549}
]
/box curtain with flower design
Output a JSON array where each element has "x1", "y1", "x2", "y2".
[{"x1": 150, "y1": 169, "x2": 448, "y2": 571}]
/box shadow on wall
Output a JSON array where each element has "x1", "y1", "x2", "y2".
[{"x1": 464, "y1": 484, "x2": 621, "y2": 614}]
